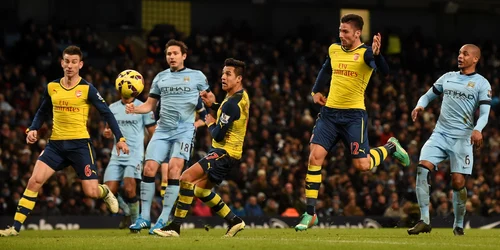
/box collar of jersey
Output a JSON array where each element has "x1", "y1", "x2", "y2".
[
  {"x1": 460, "y1": 71, "x2": 477, "y2": 76},
  {"x1": 341, "y1": 43, "x2": 365, "y2": 52},
  {"x1": 59, "y1": 77, "x2": 82, "y2": 90},
  {"x1": 170, "y1": 67, "x2": 186, "y2": 72}
]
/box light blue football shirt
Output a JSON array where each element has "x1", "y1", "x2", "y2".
[
  {"x1": 432, "y1": 71, "x2": 492, "y2": 138},
  {"x1": 109, "y1": 99, "x2": 156, "y2": 161},
  {"x1": 150, "y1": 68, "x2": 209, "y2": 130}
]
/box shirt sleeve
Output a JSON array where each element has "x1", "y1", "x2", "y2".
[
  {"x1": 197, "y1": 71, "x2": 210, "y2": 92},
  {"x1": 363, "y1": 47, "x2": 389, "y2": 76},
  {"x1": 143, "y1": 111, "x2": 157, "y2": 128},
  {"x1": 149, "y1": 73, "x2": 161, "y2": 99},
  {"x1": 28, "y1": 87, "x2": 53, "y2": 131},
  {"x1": 312, "y1": 57, "x2": 332, "y2": 94},
  {"x1": 208, "y1": 100, "x2": 241, "y2": 142},
  {"x1": 478, "y1": 79, "x2": 493, "y2": 104},
  {"x1": 88, "y1": 85, "x2": 124, "y2": 140}
]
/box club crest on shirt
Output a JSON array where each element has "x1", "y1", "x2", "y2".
[
  {"x1": 75, "y1": 90, "x2": 82, "y2": 98},
  {"x1": 353, "y1": 53, "x2": 360, "y2": 61},
  {"x1": 220, "y1": 113, "x2": 230, "y2": 125},
  {"x1": 183, "y1": 76, "x2": 190, "y2": 82},
  {"x1": 466, "y1": 81, "x2": 475, "y2": 88}
]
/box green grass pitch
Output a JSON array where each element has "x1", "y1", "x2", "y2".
[{"x1": 2, "y1": 228, "x2": 499, "y2": 250}]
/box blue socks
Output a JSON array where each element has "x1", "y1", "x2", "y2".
[
  {"x1": 416, "y1": 166, "x2": 430, "y2": 224},
  {"x1": 117, "y1": 195, "x2": 130, "y2": 216},
  {"x1": 453, "y1": 187, "x2": 467, "y2": 229},
  {"x1": 140, "y1": 176, "x2": 156, "y2": 221},
  {"x1": 157, "y1": 179, "x2": 180, "y2": 223}
]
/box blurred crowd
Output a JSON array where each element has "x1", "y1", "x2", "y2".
[{"x1": 1, "y1": 21, "x2": 500, "y2": 223}]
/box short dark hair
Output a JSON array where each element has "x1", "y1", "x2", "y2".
[
  {"x1": 340, "y1": 14, "x2": 364, "y2": 31},
  {"x1": 63, "y1": 45, "x2": 83, "y2": 60},
  {"x1": 224, "y1": 58, "x2": 246, "y2": 77},
  {"x1": 165, "y1": 39, "x2": 188, "y2": 54}
]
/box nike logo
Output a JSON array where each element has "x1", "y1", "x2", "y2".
[
  {"x1": 359, "y1": 149, "x2": 365, "y2": 153},
  {"x1": 92, "y1": 170, "x2": 97, "y2": 175}
]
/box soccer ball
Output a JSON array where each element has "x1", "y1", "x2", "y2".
[{"x1": 115, "y1": 69, "x2": 144, "y2": 98}]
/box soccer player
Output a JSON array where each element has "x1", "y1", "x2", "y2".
[
  {"x1": 126, "y1": 39, "x2": 214, "y2": 234},
  {"x1": 294, "y1": 14, "x2": 410, "y2": 231},
  {"x1": 0, "y1": 45, "x2": 128, "y2": 237},
  {"x1": 408, "y1": 44, "x2": 491, "y2": 236},
  {"x1": 102, "y1": 91, "x2": 156, "y2": 227},
  {"x1": 153, "y1": 58, "x2": 248, "y2": 238}
]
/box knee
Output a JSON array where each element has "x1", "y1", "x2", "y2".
[
  {"x1": 143, "y1": 162, "x2": 157, "y2": 177},
  {"x1": 193, "y1": 186, "x2": 209, "y2": 198},
  {"x1": 451, "y1": 174, "x2": 465, "y2": 190},
  {"x1": 124, "y1": 183, "x2": 136, "y2": 197},
  {"x1": 27, "y1": 176, "x2": 44, "y2": 191},
  {"x1": 308, "y1": 151, "x2": 325, "y2": 165},
  {"x1": 352, "y1": 159, "x2": 371, "y2": 172},
  {"x1": 84, "y1": 186, "x2": 100, "y2": 199}
]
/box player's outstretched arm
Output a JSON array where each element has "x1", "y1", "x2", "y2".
[
  {"x1": 126, "y1": 97, "x2": 158, "y2": 114},
  {"x1": 88, "y1": 85, "x2": 127, "y2": 153},
  {"x1": 412, "y1": 87, "x2": 441, "y2": 122},
  {"x1": 366, "y1": 34, "x2": 389, "y2": 76}
]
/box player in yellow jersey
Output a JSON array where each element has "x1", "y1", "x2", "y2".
[
  {"x1": 153, "y1": 58, "x2": 249, "y2": 238},
  {"x1": 294, "y1": 14, "x2": 411, "y2": 231},
  {"x1": 0, "y1": 46, "x2": 129, "y2": 237}
]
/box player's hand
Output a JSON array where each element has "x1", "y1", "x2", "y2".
[
  {"x1": 205, "y1": 114, "x2": 216, "y2": 126},
  {"x1": 125, "y1": 103, "x2": 135, "y2": 114},
  {"x1": 26, "y1": 130, "x2": 38, "y2": 144},
  {"x1": 200, "y1": 91, "x2": 215, "y2": 107},
  {"x1": 372, "y1": 33, "x2": 381, "y2": 55},
  {"x1": 103, "y1": 127, "x2": 113, "y2": 139},
  {"x1": 471, "y1": 130, "x2": 483, "y2": 148},
  {"x1": 411, "y1": 106, "x2": 424, "y2": 122},
  {"x1": 312, "y1": 93, "x2": 327, "y2": 106},
  {"x1": 194, "y1": 119, "x2": 206, "y2": 128},
  {"x1": 116, "y1": 141, "x2": 129, "y2": 156}
]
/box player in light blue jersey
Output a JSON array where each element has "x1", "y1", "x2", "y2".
[
  {"x1": 103, "y1": 95, "x2": 156, "y2": 228},
  {"x1": 126, "y1": 39, "x2": 215, "y2": 234},
  {"x1": 408, "y1": 44, "x2": 491, "y2": 236}
]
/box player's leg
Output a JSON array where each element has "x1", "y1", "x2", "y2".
[
  {"x1": 157, "y1": 157, "x2": 182, "y2": 219},
  {"x1": 408, "y1": 133, "x2": 447, "y2": 235},
  {"x1": 296, "y1": 109, "x2": 338, "y2": 231},
  {"x1": 154, "y1": 149, "x2": 244, "y2": 237},
  {"x1": 151, "y1": 137, "x2": 190, "y2": 233},
  {"x1": 347, "y1": 110, "x2": 408, "y2": 171},
  {"x1": 153, "y1": 161, "x2": 208, "y2": 237},
  {"x1": 103, "y1": 162, "x2": 129, "y2": 228},
  {"x1": 1, "y1": 142, "x2": 65, "y2": 236},
  {"x1": 449, "y1": 137, "x2": 473, "y2": 236},
  {"x1": 69, "y1": 139, "x2": 118, "y2": 213},
  {"x1": 130, "y1": 135, "x2": 169, "y2": 232},
  {"x1": 0, "y1": 160, "x2": 56, "y2": 236},
  {"x1": 122, "y1": 162, "x2": 141, "y2": 224}
]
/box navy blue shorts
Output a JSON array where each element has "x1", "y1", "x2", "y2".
[
  {"x1": 311, "y1": 107, "x2": 369, "y2": 158},
  {"x1": 198, "y1": 148, "x2": 237, "y2": 185},
  {"x1": 39, "y1": 139, "x2": 98, "y2": 180}
]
